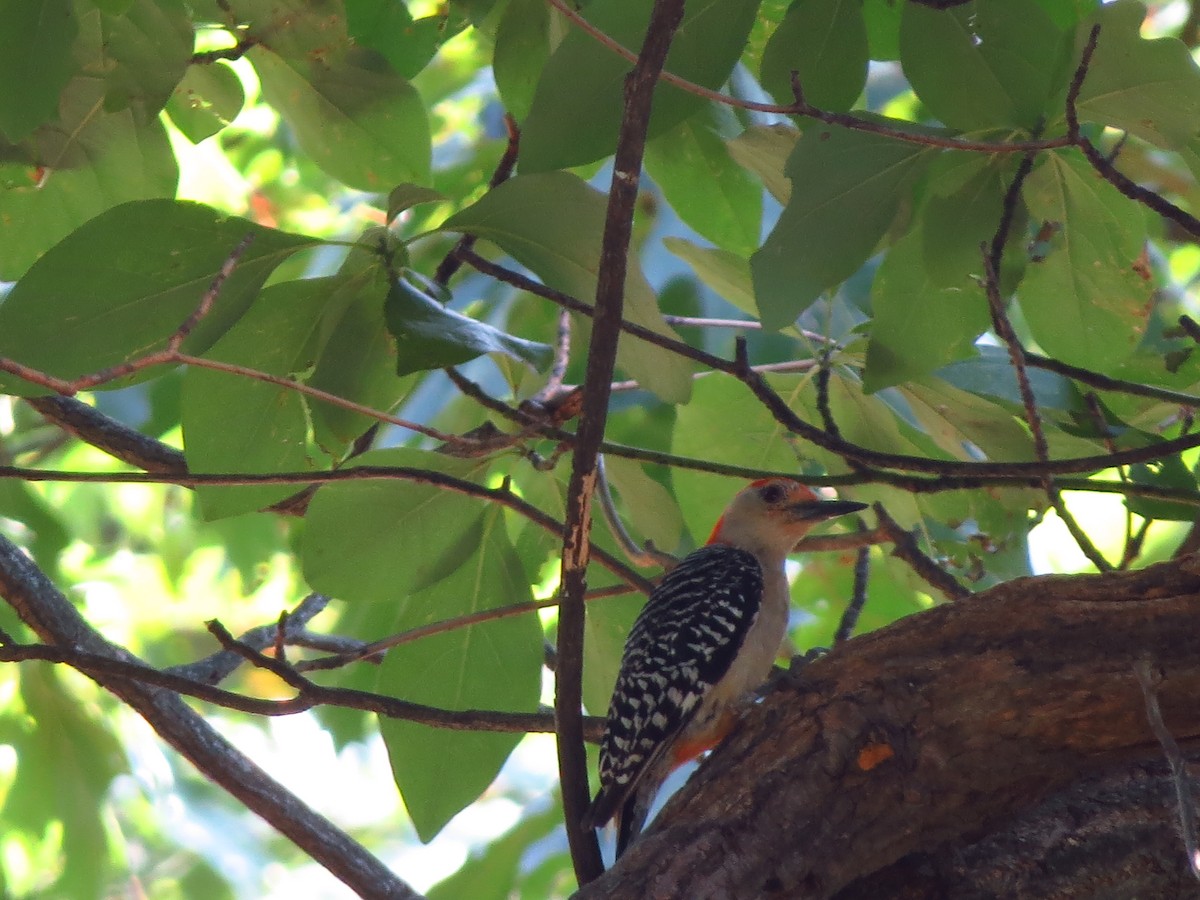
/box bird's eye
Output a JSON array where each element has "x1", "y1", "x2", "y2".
[{"x1": 759, "y1": 482, "x2": 787, "y2": 505}]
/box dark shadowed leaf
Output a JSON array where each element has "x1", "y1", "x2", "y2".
[
  {"x1": 521, "y1": 0, "x2": 762, "y2": 171},
  {"x1": 752, "y1": 124, "x2": 930, "y2": 329},
  {"x1": 760, "y1": 0, "x2": 868, "y2": 112},
  {"x1": 385, "y1": 278, "x2": 552, "y2": 376}
]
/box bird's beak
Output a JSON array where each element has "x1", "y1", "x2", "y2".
[{"x1": 792, "y1": 499, "x2": 868, "y2": 521}]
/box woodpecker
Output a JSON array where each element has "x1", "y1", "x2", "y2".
[{"x1": 583, "y1": 477, "x2": 866, "y2": 857}]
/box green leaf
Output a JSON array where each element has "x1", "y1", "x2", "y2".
[
  {"x1": 937, "y1": 346, "x2": 1085, "y2": 413},
  {"x1": 0, "y1": 200, "x2": 316, "y2": 393},
  {"x1": 1020, "y1": 151, "x2": 1150, "y2": 370},
  {"x1": 0, "y1": 0, "x2": 77, "y2": 142},
  {"x1": 752, "y1": 123, "x2": 930, "y2": 330},
  {"x1": 442, "y1": 172, "x2": 693, "y2": 402},
  {"x1": 165, "y1": 61, "x2": 246, "y2": 143},
  {"x1": 387, "y1": 183, "x2": 446, "y2": 221},
  {"x1": 0, "y1": 78, "x2": 178, "y2": 280},
  {"x1": 3, "y1": 667, "x2": 126, "y2": 900},
  {"x1": 385, "y1": 278, "x2": 553, "y2": 377},
  {"x1": 378, "y1": 503, "x2": 542, "y2": 842},
  {"x1": 521, "y1": 0, "x2": 762, "y2": 171},
  {"x1": 671, "y1": 373, "x2": 831, "y2": 542},
  {"x1": 725, "y1": 124, "x2": 799, "y2": 203},
  {"x1": 493, "y1": 0, "x2": 551, "y2": 122},
  {"x1": 251, "y1": 44, "x2": 431, "y2": 190},
  {"x1": 345, "y1": 0, "x2": 466, "y2": 79},
  {"x1": 301, "y1": 449, "x2": 490, "y2": 603},
  {"x1": 900, "y1": 0, "x2": 1073, "y2": 132},
  {"x1": 1126, "y1": 458, "x2": 1199, "y2": 522},
  {"x1": 1072, "y1": 0, "x2": 1200, "y2": 150},
  {"x1": 662, "y1": 237, "x2": 756, "y2": 317},
  {"x1": 182, "y1": 277, "x2": 353, "y2": 519},
  {"x1": 919, "y1": 153, "x2": 1007, "y2": 288},
  {"x1": 896, "y1": 377, "x2": 1040, "y2": 462},
  {"x1": 94, "y1": 0, "x2": 193, "y2": 116},
  {"x1": 862, "y1": 0, "x2": 903, "y2": 61},
  {"x1": 644, "y1": 105, "x2": 762, "y2": 256},
  {"x1": 306, "y1": 261, "x2": 417, "y2": 453},
  {"x1": 427, "y1": 803, "x2": 562, "y2": 900},
  {"x1": 0, "y1": 480, "x2": 70, "y2": 578},
  {"x1": 603, "y1": 455, "x2": 683, "y2": 551},
  {"x1": 864, "y1": 229, "x2": 990, "y2": 392},
  {"x1": 760, "y1": 0, "x2": 868, "y2": 112}
]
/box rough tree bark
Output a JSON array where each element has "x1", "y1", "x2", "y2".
[{"x1": 577, "y1": 555, "x2": 1200, "y2": 899}]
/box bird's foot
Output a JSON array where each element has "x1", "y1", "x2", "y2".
[{"x1": 760, "y1": 646, "x2": 828, "y2": 696}]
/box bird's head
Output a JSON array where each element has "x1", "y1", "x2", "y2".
[{"x1": 706, "y1": 478, "x2": 866, "y2": 560}]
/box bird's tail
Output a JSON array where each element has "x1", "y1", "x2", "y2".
[{"x1": 614, "y1": 789, "x2": 653, "y2": 859}]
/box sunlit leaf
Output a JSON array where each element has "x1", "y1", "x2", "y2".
[
  {"x1": 378, "y1": 503, "x2": 542, "y2": 842},
  {"x1": 251, "y1": 44, "x2": 431, "y2": 190},
  {"x1": 1020, "y1": 150, "x2": 1150, "y2": 370},
  {"x1": 725, "y1": 124, "x2": 798, "y2": 203},
  {"x1": 662, "y1": 237, "x2": 756, "y2": 317},
  {"x1": 166, "y1": 61, "x2": 245, "y2": 143},
  {"x1": 427, "y1": 803, "x2": 562, "y2": 900},
  {"x1": 2, "y1": 668, "x2": 125, "y2": 900}
]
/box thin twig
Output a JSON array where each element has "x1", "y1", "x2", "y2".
[
  {"x1": 873, "y1": 503, "x2": 970, "y2": 600},
  {"x1": 296, "y1": 583, "x2": 638, "y2": 673},
  {"x1": 1064, "y1": 25, "x2": 1100, "y2": 143},
  {"x1": 192, "y1": 37, "x2": 259, "y2": 64},
  {"x1": 168, "y1": 234, "x2": 255, "y2": 352},
  {"x1": 594, "y1": 455, "x2": 678, "y2": 569},
  {"x1": 167, "y1": 593, "x2": 332, "y2": 685},
  {"x1": 834, "y1": 546, "x2": 871, "y2": 645},
  {"x1": 435, "y1": 114, "x2": 521, "y2": 286},
  {"x1": 1134, "y1": 660, "x2": 1200, "y2": 881},
  {"x1": 981, "y1": 151, "x2": 1112, "y2": 571}
]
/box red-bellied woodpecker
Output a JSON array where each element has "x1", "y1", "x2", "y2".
[{"x1": 582, "y1": 477, "x2": 866, "y2": 857}]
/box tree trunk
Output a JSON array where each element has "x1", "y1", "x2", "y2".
[{"x1": 576, "y1": 556, "x2": 1200, "y2": 899}]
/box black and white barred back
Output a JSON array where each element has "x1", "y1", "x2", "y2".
[{"x1": 587, "y1": 544, "x2": 764, "y2": 827}]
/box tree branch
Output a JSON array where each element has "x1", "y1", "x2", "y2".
[
  {"x1": 556, "y1": 0, "x2": 686, "y2": 884},
  {"x1": 0, "y1": 534, "x2": 426, "y2": 899}
]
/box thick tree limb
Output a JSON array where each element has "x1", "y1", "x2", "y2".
[
  {"x1": 578, "y1": 556, "x2": 1200, "y2": 899},
  {"x1": 837, "y1": 757, "x2": 1200, "y2": 898}
]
